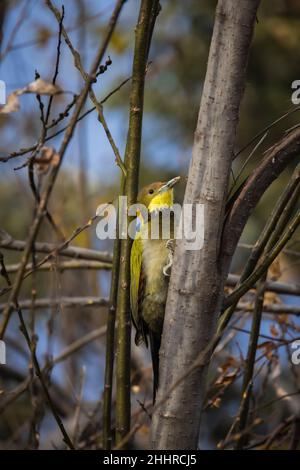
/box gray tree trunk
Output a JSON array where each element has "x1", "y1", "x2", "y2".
[{"x1": 151, "y1": 0, "x2": 260, "y2": 450}]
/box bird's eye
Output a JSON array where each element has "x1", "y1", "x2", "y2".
[{"x1": 149, "y1": 189, "x2": 154, "y2": 194}]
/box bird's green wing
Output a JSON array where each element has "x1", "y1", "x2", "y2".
[{"x1": 130, "y1": 232, "x2": 146, "y2": 346}]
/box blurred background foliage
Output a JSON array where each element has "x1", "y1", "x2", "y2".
[
  {"x1": 1, "y1": 0, "x2": 300, "y2": 449},
  {"x1": 2, "y1": 0, "x2": 300, "y2": 250}
]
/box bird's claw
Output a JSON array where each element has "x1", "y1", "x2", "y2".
[{"x1": 163, "y1": 239, "x2": 174, "y2": 277}]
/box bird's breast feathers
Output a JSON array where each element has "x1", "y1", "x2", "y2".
[{"x1": 141, "y1": 238, "x2": 170, "y2": 290}]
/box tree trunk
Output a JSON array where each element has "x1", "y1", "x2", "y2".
[{"x1": 151, "y1": 0, "x2": 260, "y2": 450}]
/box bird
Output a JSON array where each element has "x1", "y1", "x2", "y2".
[{"x1": 130, "y1": 176, "x2": 180, "y2": 401}]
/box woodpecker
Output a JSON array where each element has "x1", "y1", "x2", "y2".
[{"x1": 130, "y1": 176, "x2": 180, "y2": 401}]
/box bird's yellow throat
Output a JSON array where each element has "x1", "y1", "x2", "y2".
[{"x1": 148, "y1": 190, "x2": 174, "y2": 213}]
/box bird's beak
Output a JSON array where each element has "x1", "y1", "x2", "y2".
[{"x1": 158, "y1": 176, "x2": 180, "y2": 193}]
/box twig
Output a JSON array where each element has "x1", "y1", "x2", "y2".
[
  {"x1": 4, "y1": 260, "x2": 112, "y2": 273},
  {"x1": 229, "y1": 131, "x2": 268, "y2": 198},
  {"x1": 219, "y1": 164, "x2": 300, "y2": 331},
  {"x1": 45, "y1": 6, "x2": 64, "y2": 125},
  {"x1": 264, "y1": 415, "x2": 294, "y2": 449},
  {"x1": 236, "y1": 302, "x2": 300, "y2": 316},
  {"x1": 10, "y1": 4, "x2": 115, "y2": 51},
  {"x1": 0, "y1": 296, "x2": 109, "y2": 312},
  {"x1": 72, "y1": 366, "x2": 86, "y2": 448},
  {"x1": 227, "y1": 273, "x2": 300, "y2": 298},
  {"x1": 0, "y1": 233, "x2": 112, "y2": 262},
  {"x1": 0, "y1": 75, "x2": 131, "y2": 164},
  {"x1": 17, "y1": 307, "x2": 75, "y2": 449},
  {"x1": 224, "y1": 208, "x2": 300, "y2": 309},
  {"x1": 289, "y1": 417, "x2": 300, "y2": 450},
  {"x1": 46, "y1": 0, "x2": 127, "y2": 177},
  {"x1": 0, "y1": 247, "x2": 74, "y2": 449},
  {"x1": 0, "y1": 0, "x2": 31, "y2": 61},
  {"x1": 233, "y1": 105, "x2": 300, "y2": 160},
  {"x1": 3, "y1": 295, "x2": 300, "y2": 315},
  {"x1": 0, "y1": 325, "x2": 107, "y2": 416},
  {"x1": 235, "y1": 276, "x2": 266, "y2": 449},
  {"x1": 222, "y1": 127, "x2": 300, "y2": 277},
  {"x1": 0, "y1": 208, "x2": 108, "y2": 299},
  {"x1": 0, "y1": 0, "x2": 125, "y2": 338},
  {"x1": 234, "y1": 182, "x2": 300, "y2": 448},
  {"x1": 103, "y1": 229, "x2": 122, "y2": 449},
  {"x1": 52, "y1": 325, "x2": 107, "y2": 365}
]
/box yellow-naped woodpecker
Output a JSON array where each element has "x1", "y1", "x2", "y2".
[{"x1": 130, "y1": 176, "x2": 180, "y2": 401}]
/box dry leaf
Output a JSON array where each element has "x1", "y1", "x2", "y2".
[
  {"x1": 268, "y1": 256, "x2": 282, "y2": 281},
  {"x1": 0, "y1": 79, "x2": 61, "y2": 114},
  {"x1": 224, "y1": 286, "x2": 233, "y2": 294},
  {"x1": 0, "y1": 92, "x2": 20, "y2": 114},
  {"x1": 35, "y1": 147, "x2": 60, "y2": 174},
  {"x1": 138, "y1": 424, "x2": 150, "y2": 436},
  {"x1": 23, "y1": 78, "x2": 61, "y2": 95},
  {"x1": 208, "y1": 397, "x2": 221, "y2": 409},
  {"x1": 277, "y1": 314, "x2": 288, "y2": 324},
  {"x1": 270, "y1": 324, "x2": 279, "y2": 337},
  {"x1": 37, "y1": 27, "x2": 52, "y2": 47},
  {"x1": 218, "y1": 356, "x2": 239, "y2": 374},
  {"x1": 215, "y1": 370, "x2": 238, "y2": 387},
  {"x1": 258, "y1": 340, "x2": 276, "y2": 360},
  {"x1": 264, "y1": 291, "x2": 282, "y2": 306},
  {"x1": 257, "y1": 340, "x2": 275, "y2": 349}
]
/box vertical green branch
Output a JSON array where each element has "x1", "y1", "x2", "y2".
[
  {"x1": 102, "y1": 221, "x2": 122, "y2": 450},
  {"x1": 115, "y1": 0, "x2": 158, "y2": 445},
  {"x1": 235, "y1": 274, "x2": 266, "y2": 449}
]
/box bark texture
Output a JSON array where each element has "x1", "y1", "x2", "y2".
[{"x1": 151, "y1": 0, "x2": 260, "y2": 450}]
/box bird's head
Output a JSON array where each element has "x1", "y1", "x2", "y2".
[{"x1": 137, "y1": 176, "x2": 180, "y2": 213}]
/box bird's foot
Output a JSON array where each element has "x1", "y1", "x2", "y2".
[{"x1": 163, "y1": 239, "x2": 175, "y2": 277}]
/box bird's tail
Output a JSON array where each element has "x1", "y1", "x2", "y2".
[{"x1": 149, "y1": 330, "x2": 161, "y2": 403}]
